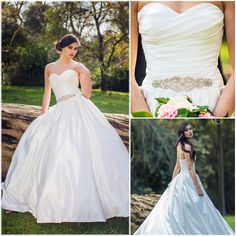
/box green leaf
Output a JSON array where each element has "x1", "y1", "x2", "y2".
[
  {"x1": 154, "y1": 103, "x2": 162, "y2": 117},
  {"x1": 132, "y1": 111, "x2": 153, "y2": 117},
  {"x1": 186, "y1": 96, "x2": 192, "y2": 103},
  {"x1": 176, "y1": 108, "x2": 190, "y2": 117},
  {"x1": 197, "y1": 105, "x2": 209, "y2": 110},
  {"x1": 154, "y1": 97, "x2": 169, "y2": 104},
  {"x1": 187, "y1": 111, "x2": 198, "y2": 117}
]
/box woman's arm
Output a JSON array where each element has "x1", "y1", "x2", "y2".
[
  {"x1": 41, "y1": 65, "x2": 51, "y2": 114},
  {"x1": 214, "y1": 1, "x2": 235, "y2": 117},
  {"x1": 131, "y1": 2, "x2": 150, "y2": 113},
  {"x1": 184, "y1": 144, "x2": 203, "y2": 196},
  {"x1": 75, "y1": 63, "x2": 92, "y2": 99},
  {"x1": 171, "y1": 157, "x2": 180, "y2": 180}
]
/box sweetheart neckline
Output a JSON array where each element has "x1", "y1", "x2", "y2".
[
  {"x1": 49, "y1": 69, "x2": 77, "y2": 79},
  {"x1": 138, "y1": 2, "x2": 224, "y2": 16}
]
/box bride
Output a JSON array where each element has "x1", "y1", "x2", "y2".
[
  {"x1": 131, "y1": 1, "x2": 235, "y2": 117},
  {"x1": 134, "y1": 121, "x2": 234, "y2": 235},
  {"x1": 2, "y1": 34, "x2": 129, "y2": 223}
]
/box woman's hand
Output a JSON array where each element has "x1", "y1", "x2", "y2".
[{"x1": 197, "y1": 187, "x2": 204, "y2": 197}]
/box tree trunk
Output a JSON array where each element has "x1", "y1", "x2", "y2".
[
  {"x1": 131, "y1": 194, "x2": 161, "y2": 234},
  {"x1": 2, "y1": 103, "x2": 129, "y2": 180},
  {"x1": 216, "y1": 123, "x2": 226, "y2": 214}
]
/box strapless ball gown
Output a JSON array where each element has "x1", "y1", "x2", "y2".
[
  {"x1": 2, "y1": 69, "x2": 129, "y2": 223},
  {"x1": 138, "y1": 3, "x2": 225, "y2": 115},
  {"x1": 134, "y1": 159, "x2": 233, "y2": 235}
]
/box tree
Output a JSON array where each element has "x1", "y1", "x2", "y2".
[
  {"x1": 131, "y1": 119, "x2": 235, "y2": 214},
  {"x1": 216, "y1": 122, "x2": 226, "y2": 214},
  {"x1": 2, "y1": 2, "x2": 129, "y2": 91}
]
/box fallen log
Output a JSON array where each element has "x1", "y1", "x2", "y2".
[
  {"x1": 131, "y1": 194, "x2": 161, "y2": 234},
  {"x1": 2, "y1": 103, "x2": 129, "y2": 180}
]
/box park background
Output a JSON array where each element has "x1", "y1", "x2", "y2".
[
  {"x1": 2, "y1": 1, "x2": 129, "y2": 114},
  {"x1": 1, "y1": 1, "x2": 129, "y2": 234},
  {"x1": 131, "y1": 119, "x2": 235, "y2": 233}
]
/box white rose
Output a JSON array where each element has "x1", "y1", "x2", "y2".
[{"x1": 168, "y1": 96, "x2": 194, "y2": 111}]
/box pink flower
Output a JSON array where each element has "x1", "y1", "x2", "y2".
[
  {"x1": 157, "y1": 104, "x2": 178, "y2": 118},
  {"x1": 198, "y1": 112, "x2": 214, "y2": 118}
]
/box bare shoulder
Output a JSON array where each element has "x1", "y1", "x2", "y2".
[
  {"x1": 184, "y1": 143, "x2": 191, "y2": 151},
  {"x1": 176, "y1": 143, "x2": 181, "y2": 150},
  {"x1": 45, "y1": 62, "x2": 57, "y2": 72}
]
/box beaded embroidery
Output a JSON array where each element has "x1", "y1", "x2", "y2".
[
  {"x1": 152, "y1": 77, "x2": 213, "y2": 92},
  {"x1": 57, "y1": 94, "x2": 76, "y2": 102}
]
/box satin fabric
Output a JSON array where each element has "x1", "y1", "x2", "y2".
[
  {"x1": 134, "y1": 159, "x2": 234, "y2": 235},
  {"x1": 138, "y1": 3, "x2": 225, "y2": 114},
  {"x1": 2, "y1": 69, "x2": 129, "y2": 223}
]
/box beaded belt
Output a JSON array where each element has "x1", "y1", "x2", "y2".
[
  {"x1": 57, "y1": 94, "x2": 76, "y2": 102},
  {"x1": 151, "y1": 77, "x2": 213, "y2": 92}
]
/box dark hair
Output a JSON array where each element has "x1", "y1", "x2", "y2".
[
  {"x1": 176, "y1": 121, "x2": 196, "y2": 161},
  {"x1": 55, "y1": 34, "x2": 80, "y2": 52}
]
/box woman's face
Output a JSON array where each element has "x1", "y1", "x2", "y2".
[
  {"x1": 184, "y1": 124, "x2": 193, "y2": 139},
  {"x1": 61, "y1": 42, "x2": 79, "y2": 59}
]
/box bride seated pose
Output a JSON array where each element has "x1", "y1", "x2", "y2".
[
  {"x1": 2, "y1": 34, "x2": 129, "y2": 223},
  {"x1": 131, "y1": 1, "x2": 235, "y2": 117}
]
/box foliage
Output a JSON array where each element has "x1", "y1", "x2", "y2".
[
  {"x1": 131, "y1": 119, "x2": 235, "y2": 214},
  {"x1": 2, "y1": 2, "x2": 128, "y2": 92},
  {"x1": 105, "y1": 67, "x2": 129, "y2": 92}
]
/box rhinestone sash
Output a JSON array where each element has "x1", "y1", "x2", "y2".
[
  {"x1": 151, "y1": 77, "x2": 213, "y2": 92},
  {"x1": 57, "y1": 94, "x2": 76, "y2": 103}
]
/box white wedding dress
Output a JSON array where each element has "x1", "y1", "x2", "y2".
[
  {"x1": 2, "y1": 69, "x2": 129, "y2": 223},
  {"x1": 134, "y1": 159, "x2": 234, "y2": 235},
  {"x1": 138, "y1": 3, "x2": 225, "y2": 115}
]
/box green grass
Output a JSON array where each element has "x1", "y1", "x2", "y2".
[
  {"x1": 220, "y1": 42, "x2": 233, "y2": 76},
  {"x1": 2, "y1": 210, "x2": 129, "y2": 234},
  {"x1": 2, "y1": 86, "x2": 129, "y2": 114},
  {"x1": 224, "y1": 215, "x2": 235, "y2": 232},
  {"x1": 220, "y1": 42, "x2": 230, "y2": 65}
]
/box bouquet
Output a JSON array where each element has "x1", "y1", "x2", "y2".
[
  {"x1": 155, "y1": 96, "x2": 213, "y2": 118},
  {"x1": 131, "y1": 96, "x2": 213, "y2": 118}
]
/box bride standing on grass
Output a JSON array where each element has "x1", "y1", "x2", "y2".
[
  {"x1": 134, "y1": 121, "x2": 234, "y2": 235},
  {"x1": 2, "y1": 34, "x2": 129, "y2": 223}
]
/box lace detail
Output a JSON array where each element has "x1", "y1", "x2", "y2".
[
  {"x1": 57, "y1": 94, "x2": 76, "y2": 102},
  {"x1": 152, "y1": 77, "x2": 213, "y2": 92}
]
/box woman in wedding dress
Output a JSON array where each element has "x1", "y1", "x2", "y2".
[
  {"x1": 134, "y1": 121, "x2": 234, "y2": 235},
  {"x1": 2, "y1": 34, "x2": 129, "y2": 223},
  {"x1": 131, "y1": 1, "x2": 235, "y2": 117}
]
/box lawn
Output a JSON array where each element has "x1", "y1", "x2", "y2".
[
  {"x1": 224, "y1": 215, "x2": 235, "y2": 232},
  {"x1": 2, "y1": 211, "x2": 233, "y2": 234},
  {"x1": 2, "y1": 210, "x2": 129, "y2": 234},
  {"x1": 220, "y1": 42, "x2": 233, "y2": 76},
  {"x1": 2, "y1": 86, "x2": 129, "y2": 114}
]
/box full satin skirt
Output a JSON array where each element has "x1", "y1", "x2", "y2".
[
  {"x1": 2, "y1": 94, "x2": 129, "y2": 223},
  {"x1": 134, "y1": 172, "x2": 233, "y2": 235}
]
